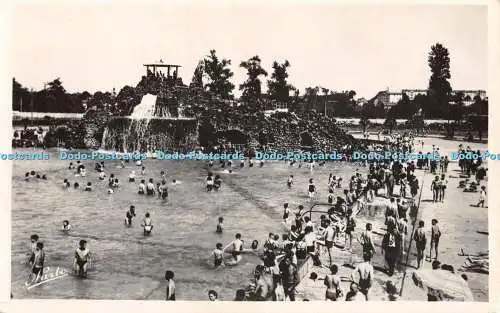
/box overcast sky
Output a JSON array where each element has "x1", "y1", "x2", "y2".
[{"x1": 11, "y1": 3, "x2": 487, "y2": 99}]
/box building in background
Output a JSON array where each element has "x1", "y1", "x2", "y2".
[{"x1": 370, "y1": 88, "x2": 487, "y2": 110}]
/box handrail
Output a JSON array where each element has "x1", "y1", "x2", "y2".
[{"x1": 299, "y1": 202, "x2": 336, "y2": 220}]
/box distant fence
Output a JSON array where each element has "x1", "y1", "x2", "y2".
[
  {"x1": 12, "y1": 111, "x2": 84, "y2": 120},
  {"x1": 333, "y1": 118, "x2": 449, "y2": 125}
]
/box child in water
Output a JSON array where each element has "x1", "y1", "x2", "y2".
[
  {"x1": 62, "y1": 220, "x2": 72, "y2": 232},
  {"x1": 216, "y1": 217, "x2": 224, "y2": 233},
  {"x1": 84, "y1": 182, "x2": 92, "y2": 191},
  {"x1": 141, "y1": 212, "x2": 153, "y2": 235},
  {"x1": 125, "y1": 206, "x2": 136, "y2": 226}
]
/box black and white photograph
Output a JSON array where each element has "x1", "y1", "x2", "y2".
[{"x1": 4, "y1": 1, "x2": 495, "y2": 304}]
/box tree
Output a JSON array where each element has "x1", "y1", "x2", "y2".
[
  {"x1": 239, "y1": 55, "x2": 268, "y2": 108},
  {"x1": 427, "y1": 43, "x2": 452, "y2": 118},
  {"x1": 450, "y1": 91, "x2": 465, "y2": 123},
  {"x1": 203, "y1": 50, "x2": 235, "y2": 100},
  {"x1": 267, "y1": 60, "x2": 295, "y2": 103}
]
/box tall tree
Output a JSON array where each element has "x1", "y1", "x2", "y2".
[
  {"x1": 267, "y1": 60, "x2": 295, "y2": 103},
  {"x1": 203, "y1": 50, "x2": 235, "y2": 100},
  {"x1": 427, "y1": 43, "x2": 452, "y2": 118},
  {"x1": 239, "y1": 55, "x2": 268, "y2": 107}
]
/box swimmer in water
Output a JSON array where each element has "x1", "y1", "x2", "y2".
[
  {"x1": 138, "y1": 179, "x2": 146, "y2": 195},
  {"x1": 211, "y1": 243, "x2": 225, "y2": 268},
  {"x1": 107, "y1": 188, "x2": 114, "y2": 194},
  {"x1": 69, "y1": 162, "x2": 75, "y2": 170},
  {"x1": 129, "y1": 171, "x2": 136, "y2": 182},
  {"x1": 141, "y1": 166, "x2": 146, "y2": 176},
  {"x1": 125, "y1": 206, "x2": 136, "y2": 226},
  {"x1": 74, "y1": 182, "x2": 79, "y2": 189},
  {"x1": 287, "y1": 175, "x2": 293, "y2": 189},
  {"x1": 41, "y1": 174, "x2": 47, "y2": 180},
  {"x1": 62, "y1": 220, "x2": 72, "y2": 232},
  {"x1": 216, "y1": 217, "x2": 223, "y2": 233},
  {"x1": 224, "y1": 233, "x2": 244, "y2": 265},
  {"x1": 63, "y1": 179, "x2": 70, "y2": 189},
  {"x1": 146, "y1": 179, "x2": 155, "y2": 196},
  {"x1": 28, "y1": 234, "x2": 39, "y2": 265},
  {"x1": 74, "y1": 240, "x2": 91, "y2": 278},
  {"x1": 160, "y1": 181, "x2": 168, "y2": 200},
  {"x1": 84, "y1": 182, "x2": 92, "y2": 191},
  {"x1": 99, "y1": 171, "x2": 106, "y2": 180},
  {"x1": 24, "y1": 172, "x2": 30, "y2": 181},
  {"x1": 141, "y1": 212, "x2": 153, "y2": 235}
]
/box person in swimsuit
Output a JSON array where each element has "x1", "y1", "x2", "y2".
[
  {"x1": 125, "y1": 206, "x2": 136, "y2": 226},
  {"x1": 344, "y1": 210, "x2": 356, "y2": 251},
  {"x1": 84, "y1": 182, "x2": 92, "y2": 191},
  {"x1": 28, "y1": 234, "x2": 39, "y2": 265},
  {"x1": 63, "y1": 179, "x2": 70, "y2": 189},
  {"x1": 146, "y1": 179, "x2": 155, "y2": 196},
  {"x1": 308, "y1": 178, "x2": 316, "y2": 199},
  {"x1": 74, "y1": 240, "x2": 90, "y2": 278},
  {"x1": 160, "y1": 181, "x2": 168, "y2": 200},
  {"x1": 128, "y1": 171, "x2": 136, "y2": 182},
  {"x1": 211, "y1": 243, "x2": 224, "y2": 268},
  {"x1": 358, "y1": 223, "x2": 376, "y2": 262},
  {"x1": 324, "y1": 264, "x2": 341, "y2": 301},
  {"x1": 216, "y1": 217, "x2": 223, "y2": 234},
  {"x1": 62, "y1": 220, "x2": 72, "y2": 232},
  {"x1": 224, "y1": 233, "x2": 243, "y2": 264},
  {"x1": 206, "y1": 174, "x2": 214, "y2": 192},
  {"x1": 208, "y1": 290, "x2": 218, "y2": 301},
  {"x1": 141, "y1": 213, "x2": 153, "y2": 235},
  {"x1": 323, "y1": 220, "x2": 335, "y2": 266},
  {"x1": 287, "y1": 175, "x2": 293, "y2": 189},
  {"x1": 430, "y1": 219, "x2": 441, "y2": 261},
  {"x1": 282, "y1": 203, "x2": 290, "y2": 223},
  {"x1": 351, "y1": 253, "x2": 374, "y2": 300},
  {"x1": 430, "y1": 176, "x2": 440, "y2": 203},
  {"x1": 138, "y1": 179, "x2": 146, "y2": 194},
  {"x1": 30, "y1": 242, "x2": 45, "y2": 283},
  {"x1": 165, "y1": 270, "x2": 176, "y2": 301},
  {"x1": 74, "y1": 182, "x2": 79, "y2": 189}
]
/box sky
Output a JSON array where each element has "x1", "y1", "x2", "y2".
[{"x1": 11, "y1": 3, "x2": 487, "y2": 99}]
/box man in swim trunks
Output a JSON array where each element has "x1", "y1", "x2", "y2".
[
  {"x1": 31, "y1": 242, "x2": 45, "y2": 283},
  {"x1": 141, "y1": 213, "x2": 153, "y2": 235},
  {"x1": 351, "y1": 253, "x2": 374, "y2": 300},
  {"x1": 323, "y1": 220, "x2": 335, "y2": 266},
  {"x1": 28, "y1": 234, "x2": 39, "y2": 265},
  {"x1": 125, "y1": 206, "x2": 136, "y2": 226},
  {"x1": 324, "y1": 264, "x2": 341, "y2": 301},
  {"x1": 165, "y1": 270, "x2": 176, "y2": 301},
  {"x1": 74, "y1": 240, "x2": 90, "y2": 278},
  {"x1": 212, "y1": 243, "x2": 224, "y2": 268},
  {"x1": 228, "y1": 233, "x2": 244, "y2": 262}
]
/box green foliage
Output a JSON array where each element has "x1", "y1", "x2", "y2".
[
  {"x1": 203, "y1": 50, "x2": 235, "y2": 100},
  {"x1": 239, "y1": 55, "x2": 268, "y2": 108},
  {"x1": 267, "y1": 60, "x2": 295, "y2": 103},
  {"x1": 427, "y1": 43, "x2": 452, "y2": 118}
]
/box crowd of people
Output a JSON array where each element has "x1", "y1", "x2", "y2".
[{"x1": 19, "y1": 130, "x2": 487, "y2": 301}]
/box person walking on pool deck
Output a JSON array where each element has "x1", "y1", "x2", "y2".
[
  {"x1": 165, "y1": 270, "x2": 176, "y2": 301},
  {"x1": 381, "y1": 225, "x2": 401, "y2": 276},
  {"x1": 430, "y1": 176, "x2": 441, "y2": 203},
  {"x1": 430, "y1": 219, "x2": 441, "y2": 261},
  {"x1": 74, "y1": 240, "x2": 91, "y2": 278},
  {"x1": 324, "y1": 264, "x2": 341, "y2": 301},
  {"x1": 351, "y1": 252, "x2": 374, "y2": 300},
  {"x1": 413, "y1": 220, "x2": 427, "y2": 269},
  {"x1": 358, "y1": 223, "x2": 376, "y2": 262},
  {"x1": 141, "y1": 212, "x2": 153, "y2": 235},
  {"x1": 477, "y1": 186, "x2": 487, "y2": 207}
]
